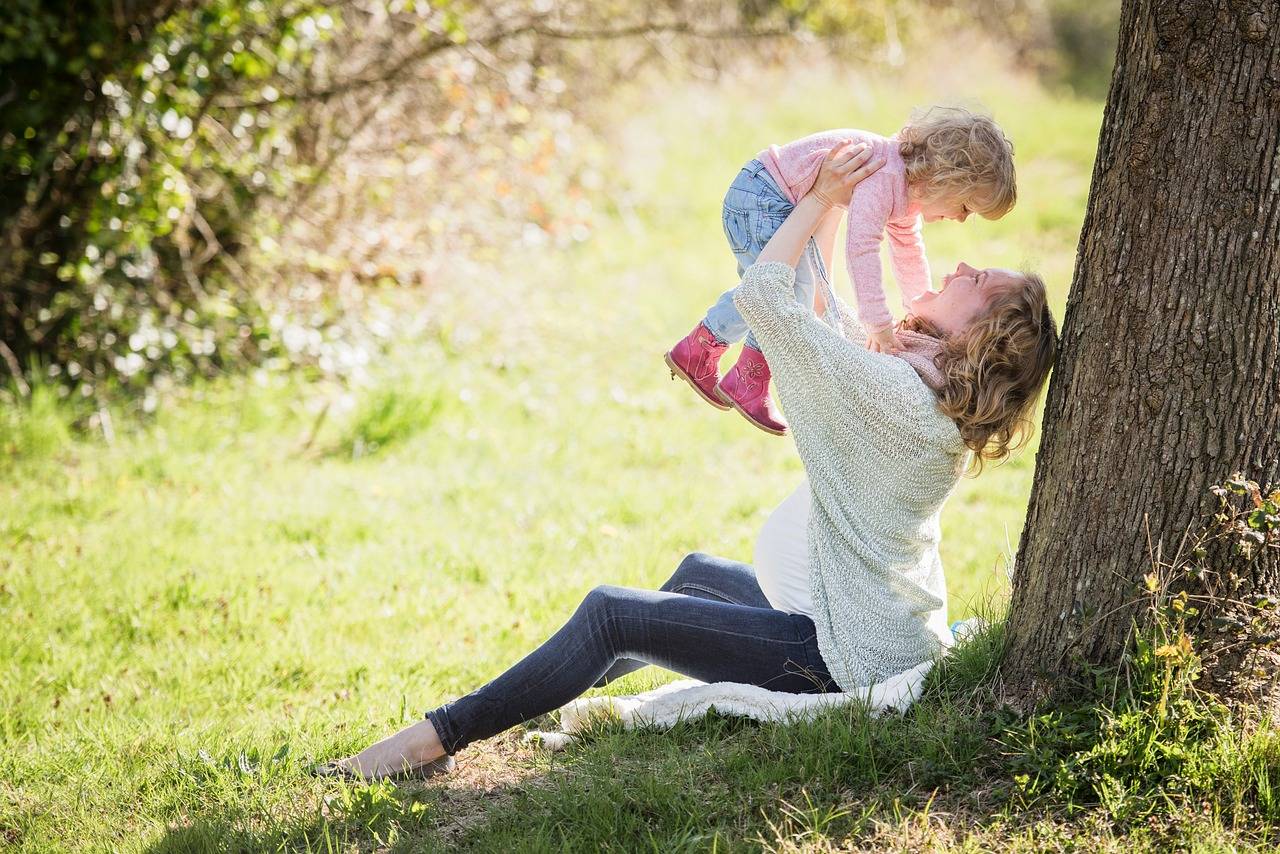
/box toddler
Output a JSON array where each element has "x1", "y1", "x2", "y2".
[{"x1": 664, "y1": 106, "x2": 1016, "y2": 435}]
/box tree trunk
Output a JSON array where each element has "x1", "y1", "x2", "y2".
[{"x1": 999, "y1": 0, "x2": 1280, "y2": 710}]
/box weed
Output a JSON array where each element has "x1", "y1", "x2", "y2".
[
  {"x1": 333, "y1": 385, "x2": 445, "y2": 458},
  {"x1": 0, "y1": 382, "x2": 74, "y2": 464}
]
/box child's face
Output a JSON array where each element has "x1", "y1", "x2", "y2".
[
  {"x1": 910, "y1": 262, "x2": 1020, "y2": 336},
  {"x1": 918, "y1": 197, "x2": 971, "y2": 223}
]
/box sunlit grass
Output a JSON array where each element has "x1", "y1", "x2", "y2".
[{"x1": 9, "y1": 46, "x2": 1268, "y2": 853}]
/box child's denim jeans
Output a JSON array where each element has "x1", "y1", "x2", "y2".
[{"x1": 704, "y1": 159, "x2": 818, "y2": 351}]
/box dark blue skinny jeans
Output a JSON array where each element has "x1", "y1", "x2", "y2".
[{"x1": 425, "y1": 552, "x2": 839, "y2": 755}]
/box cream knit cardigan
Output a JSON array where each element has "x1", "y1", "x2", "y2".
[{"x1": 734, "y1": 260, "x2": 968, "y2": 692}]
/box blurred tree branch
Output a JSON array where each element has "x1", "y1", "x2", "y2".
[
  {"x1": 1, "y1": 0, "x2": 804, "y2": 398},
  {"x1": 224, "y1": 14, "x2": 793, "y2": 108}
]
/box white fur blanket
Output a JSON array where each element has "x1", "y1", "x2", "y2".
[{"x1": 522, "y1": 658, "x2": 936, "y2": 752}]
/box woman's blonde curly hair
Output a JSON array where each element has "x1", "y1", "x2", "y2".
[
  {"x1": 899, "y1": 106, "x2": 1016, "y2": 219},
  {"x1": 901, "y1": 272, "x2": 1058, "y2": 474}
]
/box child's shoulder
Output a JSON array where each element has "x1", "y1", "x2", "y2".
[
  {"x1": 781, "y1": 129, "x2": 904, "y2": 171},
  {"x1": 787, "y1": 128, "x2": 893, "y2": 149}
]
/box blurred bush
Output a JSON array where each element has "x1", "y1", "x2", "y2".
[
  {"x1": 1043, "y1": 0, "x2": 1119, "y2": 96},
  {"x1": 1, "y1": 0, "x2": 338, "y2": 404},
  {"x1": 0, "y1": 0, "x2": 796, "y2": 408},
  {"x1": 0, "y1": 381, "x2": 72, "y2": 463},
  {"x1": 938, "y1": 0, "x2": 1119, "y2": 95}
]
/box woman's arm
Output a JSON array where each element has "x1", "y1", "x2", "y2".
[
  {"x1": 733, "y1": 144, "x2": 934, "y2": 448},
  {"x1": 757, "y1": 141, "x2": 879, "y2": 321},
  {"x1": 811, "y1": 208, "x2": 841, "y2": 316},
  {"x1": 755, "y1": 194, "x2": 835, "y2": 268}
]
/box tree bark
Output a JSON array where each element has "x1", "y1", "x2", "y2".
[{"x1": 999, "y1": 0, "x2": 1280, "y2": 709}]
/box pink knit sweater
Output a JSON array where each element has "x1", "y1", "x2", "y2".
[{"x1": 758, "y1": 129, "x2": 930, "y2": 332}]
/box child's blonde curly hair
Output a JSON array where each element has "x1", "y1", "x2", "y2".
[
  {"x1": 898, "y1": 106, "x2": 1016, "y2": 219},
  {"x1": 901, "y1": 271, "x2": 1057, "y2": 473}
]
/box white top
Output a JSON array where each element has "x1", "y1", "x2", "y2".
[
  {"x1": 754, "y1": 477, "x2": 954, "y2": 648},
  {"x1": 754, "y1": 480, "x2": 815, "y2": 616}
]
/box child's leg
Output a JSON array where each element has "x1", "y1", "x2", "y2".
[
  {"x1": 669, "y1": 162, "x2": 790, "y2": 415},
  {"x1": 702, "y1": 240, "x2": 759, "y2": 344},
  {"x1": 699, "y1": 162, "x2": 785, "y2": 343},
  {"x1": 718, "y1": 210, "x2": 811, "y2": 435}
]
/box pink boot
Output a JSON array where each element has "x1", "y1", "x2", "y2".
[
  {"x1": 665, "y1": 322, "x2": 730, "y2": 410},
  {"x1": 716, "y1": 345, "x2": 788, "y2": 436}
]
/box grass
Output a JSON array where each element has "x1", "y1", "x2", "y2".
[{"x1": 3, "y1": 47, "x2": 1275, "y2": 852}]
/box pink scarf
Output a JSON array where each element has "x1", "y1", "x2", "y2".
[{"x1": 892, "y1": 329, "x2": 946, "y2": 393}]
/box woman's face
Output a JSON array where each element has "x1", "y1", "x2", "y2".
[{"x1": 909, "y1": 262, "x2": 1021, "y2": 336}]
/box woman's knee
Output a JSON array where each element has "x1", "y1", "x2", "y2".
[
  {"x1": 576, "y1": 584, "x2": 629, "y2": 622},
  {"x1": 661, "y1": 552, "x2": 715, "y2": 592},
  {"x1": 574, "y1": 584, "x2": 645, "y2": 648}
]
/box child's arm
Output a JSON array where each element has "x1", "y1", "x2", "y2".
[
  {"x1": 843, "y1": 179, "x2": 901, "y2": 352},
  {"x1": 886, "y1": 216, "x2": 932, "y2": 309}
]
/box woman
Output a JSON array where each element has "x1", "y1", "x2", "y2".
[{"x1": 318, "y1": 142, "x2": 1058, "y2": 781}]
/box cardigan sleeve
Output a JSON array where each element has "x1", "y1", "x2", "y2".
[{"x1": 734, "y1": 261, "x2": 925, "y2": 446}]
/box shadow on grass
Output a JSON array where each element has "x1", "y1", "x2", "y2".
[
  {"x1": 142, "y1": 732, "x2": 560, "y2": 853},
  {"x1": 141, "y1": 631, "x2": 1017, "y2": 852},
  {"x1": 144, "y1": 714, "x2": 858, "y2": 853}
]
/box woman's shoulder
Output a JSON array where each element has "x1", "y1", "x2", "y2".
[{"x1": 841, "y1": 352, "x2": 966, "y2": 452}]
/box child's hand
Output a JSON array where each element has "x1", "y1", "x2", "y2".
[{"x1": 867, "y1": 326, "x2": 901, "y2": 354}]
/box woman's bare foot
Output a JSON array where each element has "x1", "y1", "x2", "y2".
[{"x1": 333, "y1": 718, "x2": 448, "y2": 780}]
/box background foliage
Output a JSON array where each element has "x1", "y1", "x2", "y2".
[
  {"x1": 2, "y1": 1, "x2": 333, "y2": 402},
  {"x1": 1, "y1": 0, "x2": 1116, "y2": 412},
  {"x1": 15, "y1": 3, "x2": 1275, "y2": 852}
]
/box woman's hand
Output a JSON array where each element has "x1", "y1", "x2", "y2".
[{"x1": 809, "y1": 141, "x2": 884, "y2": 209}]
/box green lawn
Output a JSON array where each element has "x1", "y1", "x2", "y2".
[{"x1": 8, "y1": 51, "x2": 1265, "y2": 853}]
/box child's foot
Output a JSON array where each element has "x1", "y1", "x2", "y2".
[
  {"x1": 665, "y1": 322, "x2": 731, "y2": 411},
  {"x1": 716, "y1": 346, "x2": 788, "y2": 436}
]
